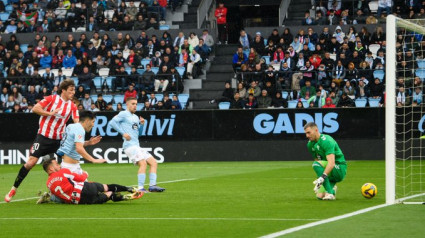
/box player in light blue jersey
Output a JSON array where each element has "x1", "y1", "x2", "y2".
[
  {"x1": 109, "y1": 97, "x2": 165, "y2": 193},
  {"x1": 57, "y1": 110, "x2": 106, "y2": 174}
]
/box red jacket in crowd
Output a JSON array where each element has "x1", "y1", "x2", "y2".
[
  {"x1": 124, "y1": 89, "x2": 138, "y2": 103},
  {"x1": 158, "y1": 0, "x2": 167, "y2": 7},
  {"x1": 215, "y1": 6, "x2": 227, "y2": 24}
]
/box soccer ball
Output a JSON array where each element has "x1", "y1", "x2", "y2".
[{"x1": 361, "y1": 183, "x2": 377, "y2": 199}]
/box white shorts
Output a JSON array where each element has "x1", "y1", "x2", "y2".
[
  {"x1": 124, "y1": 146, "x2": 153, "y2": 164},
  {"x1": 61, "y1": 162, "x2": 83, "y2": 175}
]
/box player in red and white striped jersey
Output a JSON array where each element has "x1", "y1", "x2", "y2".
[
  {"x1": 5, "y1": 79, "x2": 100, "y2": 203},
  {"x1": 43, "y1": 158, "x2": 143, "y2": 204}
]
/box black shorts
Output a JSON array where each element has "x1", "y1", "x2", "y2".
[
  {"x1": 79, "y1": 182, "x2": 108, "y2": 204},
  {"x1": 30, "y1": 134, "x2": 61, "y2": 158}
]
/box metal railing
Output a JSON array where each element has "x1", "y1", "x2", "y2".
[{"x1": 197, "y1": 0, "x2": 214, "y2": 29}]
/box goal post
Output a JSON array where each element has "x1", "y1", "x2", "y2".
[{"x1": 386, "y1": 15, "x2": 425, "y2": 204}]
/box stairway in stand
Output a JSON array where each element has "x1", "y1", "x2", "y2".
[{"x1": 190, "y1": 44, "x2": 237, "y2": 109}]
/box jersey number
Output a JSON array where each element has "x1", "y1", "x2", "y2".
[
  {"x1": 54, "y1": 186, "x2": 70, "y2": 199},
  {"x1": 32, "y1": 143, "x2": 40, "y2": 151}
]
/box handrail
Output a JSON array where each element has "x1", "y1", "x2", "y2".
[
  {"x1": 279, "y1": 0, "x2": 292, "y2": 26},
  {"x1": 197, "y1": 0, "x2": 214, "y2": 29}
]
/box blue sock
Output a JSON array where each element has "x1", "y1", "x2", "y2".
[
  {"x1": 149, "y1": 173, "x2": 157, "y2": 186},
  {"x1": 138, "y1": 173, "x2": 146, "y2": 190}
]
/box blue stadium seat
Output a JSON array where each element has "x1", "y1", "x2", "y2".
[
  {"x1": 281, "y1": 91, "x2": 289, "y2": 99},
  {"x1": 0, "y1": 12, "x2": 10, "y2": 21},
  {"x1": 243, "y1": 49, "x2": 250, "y2": 57},
  {"x1": 416, "y1": 69, "x2": 425, "y2": 81},
  {"x1": 91, "y1": 95, "x2": 98, "y2": 102},
  {"x1": 5, "y1": 5, "x2": 13, "y2": 13},
  {"x1": 70, "y1": 77, "x2": 79, "y2": 86},
  {"x1": 373, "y1": 70, "x2": 385, "y2": 82},
  {"x1": 159, "y1": 25, "x2": 170, "y2": 30},
  {"x1": 301, "y1": 99, "x2": 309, "y2": 108},
  {"x1": 141, "y1": 59, "x2": 151, "y2": 68},
  {"x1": 151, "y1": 67, "x2": 159, "y2": 75},
  {"x1": 262, "y1": 56, "x2": 271, "y2": 65},
  {"x1": 125, "y1": 67, "x2": 131, "y2": 75},
  {"x1": 137, "y1": 103, "x2": 144, "y2": 111},
  {"x1": 177, "y1": 94, "x2": 189, "y2": 104},
  {"x1": 218, "y1": 102, "x2": 230, "y2": 109},
  {"x1": 137, "y1": 69, "x2": 146, "y2": 75},
  {"x1": 355, "y1": 98, "x2": 367, "y2": 107},
  {"x1": 264, "y1": 39, "x2": 268, "y2": 46},
  {"x1": 20, "y1": 44, "x2": 28, "y2": 53},
  {"x1": 105, "y1": 76, "x2": 115, "y2": 91},
  {"x1": 102, "y1": 95, "x2": 113, "y2": 103},
  {"x1": 122, "y1": 103, "x2": 127, "y2": 110},
  {"x1": 93, "y1": 77, "x2": 103, "y2": 90},
  {"x1": 175, "y1": 66, "x2": 185, "y2": 77},
  {"x1": 417, "y1": 59, "x2": 425, "y2": 69},
  {"x1": 368, "y1": 98, "x2": 380, "y2": 107},
  {"x1": 155, "y1": 94, "x2": 164, "y2": 101},
  {"x1": 181, "y1": 102, "x2": 187, "y2": 109},
  {"x1": 114, "y1": 95, "x2": 125, "y2": 104},
  {"x1": 112, "y1": 104, "x2": 118, "y2": 111},
  {"x1": 287, "y1": 100, "x2": 298, "y2": 108}
]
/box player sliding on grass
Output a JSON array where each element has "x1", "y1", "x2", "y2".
[
  {"x1": 109, "y1": 97, "x2": 165, "y2": 193},
  {"x1": 304, "y1": 122, "x2": 347, "y2": 200},
  {"x1": 40, "y1": 158, "x2": 142, "y2": 204}
]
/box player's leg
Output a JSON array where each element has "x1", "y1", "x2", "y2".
[
  {"x1": 146, "y1": 156, "x2": 165, "y2": 192},
  {"x1": 312, "y1": 160, "x2": 335, "y2": 195},
  {"x1": 136, "y1": 159, "x2": 148, "y2": 192}
]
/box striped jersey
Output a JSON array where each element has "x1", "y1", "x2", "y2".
[
  {"x1": 46, "y1": 168, "x2": 88, "y2": 204},
  {"x1": 37, "y1": 95, "x2": 79, "y2": 140}
]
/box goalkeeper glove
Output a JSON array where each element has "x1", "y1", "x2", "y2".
[{"x1": 313, "y1": 173, "x2": 327, "y2": 192}]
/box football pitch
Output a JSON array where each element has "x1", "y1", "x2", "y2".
[{"x1": 1, "y1": 161, "x2": 424, "y2": 238}]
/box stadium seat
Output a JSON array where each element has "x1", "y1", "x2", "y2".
[
  {"x1": 141, "y1": 59, "x2": 151, "y2": 68},
  {"x1": 123, "y1": 50, "x2": 130, "y2": 59},
  {"x1": 91, "y1": 95, "x2": 98, "y2": 102},
  {"x1": 5, "y1": 5, "x2": 12, "y2": 13},
  {"x1": 151, "y1": 67, "x2": 159, "y2": 74},
  {"x1": 137, "y1": 69, "x2": 146, "y2": 75},
  {"x1": 243, "y1": 49, "x2": 250, "y2": 57},
  {"x1": 20, "y1": 44, "x2": 28, "y2": 53},
  {"x1": 287, "y1": 100, "x2": 298, "y2": 108},
  {"x1": 218, "y1": 102, "x2": 230, "y2": 109},
  {"x1": 38, "y1": 69, "x2": 46, "y2": 76},
  {"x1": 51, "y1": 69, "x2": 59, "y2": 77},
  {"x1": 159, "y1": 25, "x2": 170, "y2": 30},
  {"x1": 105, "y1": 76, "x2": 115, "y2": 91},
  {"x1": 369, "y1": 44, "x2": 381, "y2": 57},
  {"x1": 301, "y1": 99, "x2": 309, "y2": 108},
  {"x1": 99, "y1": 68, "x2": 110, "y2": 77},
  {"x1": 175, "y1": 67, "x2": 185, "y2": 77},
  {"x1": 262, "y1": 56, "x2": 271, "y2": 65},
  {"x1": 75, "y1": 27, "x2": 86, "y2": 32},
  {"x1": 93, "y1": 77, "x2": 103, "y2": 91},
  {"x1": 264, "y1": 39, "x2": 268, "y2": 46},
  {"x1": 137, "y1": 103, "x2": 144, "y2": 111},
  {"x1": 416, "y1": 69, "x2": 425, "y2": 81},
  {"x1": 61, "y1": 68, "x2": 74, "y2": 77},
  {"x1": 177, "y1": 94, "x2": 189, "y2": 104},
  {"x1": 369, "y1": 0, "x2": 379, "y2": 13},
  {"x1": 373, "y1": 70, "x2": 385, "y2": 82},
  {"x1": 71, "y1": 77, "x2": 79, "y2": 86},
  {"x1": 329, "y1": 53, "x2": 337, "y2": 61},
  {"x1": 282, "y1": 91, "x2": 289, "y2": 99},
  {"x1": 155, "y1": 94, "x2": 164, "y2": 101},
  {"x1": 114, "y1": 95, "x2": 125, "y2": 104},
  {"x1": 102, "y1": 95, "x2": 113, "y2": 103},
  {"x1": 104, "y1": 10, "x2": 115, "y2": 20},
  {"x1": 417, "y1": 59, "x2": 425, "y2": 69},
  {"x1": 112, "y1": 104, "x2": 118, "y2": 111},
  {"x1": 125, "y1": 67, "x2": 131, "y2": 75},
  {"x1": 368, "y1": 98, "x2": 380, "y2": 107},
  {"x1": 355, "y1": 98, "x2": 367, "y2": 107},
  {"x1": 122, "y1": 104, "x2": 127, "y2": 110}
]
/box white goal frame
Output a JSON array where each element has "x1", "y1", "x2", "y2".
[{"x1": 386, "y1": 15, "x2": 425, "y2": 205}]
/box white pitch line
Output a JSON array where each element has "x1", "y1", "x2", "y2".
[
  {"x1": 0, "y1": 197, "x2": 39, "y2": 204},
  {"x1": 129, "y1": 178, "x2": 197, "y2": 187},
  {"x1": 259, "y1": 204, "x2": 389, "y2": 238},
  {"x1": 0, "y1": 217, "x2": 320, "y2": 221}
]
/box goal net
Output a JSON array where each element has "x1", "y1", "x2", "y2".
[{"x1": 387, "y1": 15, "x2": 425, "y2": 204}]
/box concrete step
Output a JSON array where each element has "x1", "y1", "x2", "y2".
[
  {"x1": 209, "y1": 64, "x2": 233, "y2": 73},
  {"x1": 174, "y1": 22, "x2": 198, "y2": 29},
  {"x1": 215, "y1": 45, "x2": 238, "y2": 56},
  {"x1": 192, "y1": 100, "x2": 217, "y2": 109},
  {"x1": 184, "y1": 13, "x2": 197, "y2": 22},
  {"x1": 202, "y1": 80, "x2": 227, "y2": 90},
  {"x1": 212, "y1": 56, "x2": 233, "y2": 64},
  {"x1": 189, "y1": 89, "x2": 223, "y2": 100},
  {"x1": 206, "y1": 72, "x2": 234, "y2": 82}
]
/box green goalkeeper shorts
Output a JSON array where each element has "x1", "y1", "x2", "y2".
[{"x1": 319, "y1": 161, "x2": 347, "y2": 183}]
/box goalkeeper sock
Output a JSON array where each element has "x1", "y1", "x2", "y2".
[
  {"x1": 138, "y1": 173, "x2": 146, "y2": 190},
  {"x1": 13, "y1": 165, "x2": 30, "y2": 188},
  {"x1": 149, "y1": 173, "x2": 157, "y2": 186},
  {"x1": 107, "y1": 184, "x2": 129, "y2": 192}
]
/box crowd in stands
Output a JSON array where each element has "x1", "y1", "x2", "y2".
[
  {"x1": 0, "y1": 0, "x2": 185, "y2": 33},
  {"x1": 0, "y1": 25, "x2": 215, "y2": 112},
  {"x1": 224, "y1": 19, "x2": 424, "y2": 109}
]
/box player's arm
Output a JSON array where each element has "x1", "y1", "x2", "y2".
[
  {"x1": 109, "y1": 113, "x2": 131, "y2": 141},
  {"x1": 323, "y1": 154, "x2": 335, "y2": 175},
  {"x1": 63, "y1": 168, "x2": 88, "y2": 182},
  {"x1": 75, "y1": 142, "x2": 106, "y2": 163},
  {"x1": 84, "y1": 136, "x2": 102, "y2": 147},
  {"x1": 33, "y1": 95, "x2": 60, "y2": 116},
  {"x1": 72, "y1": 107, "x2": 79, "y2": 123}
]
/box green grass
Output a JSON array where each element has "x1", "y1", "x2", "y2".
[{"x1": 0, "y1": 161, "x2": 423, "y2": 238}]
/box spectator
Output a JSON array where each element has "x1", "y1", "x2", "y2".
[
  {"x1": 195, "y1": 39, "x2": 210, "y2": 62},
  {"x1": 322, "y1": 97, "x2": 336, "y2": 108},
  {"x1": 308, "y1": 90, "x2": 326, "y2": 108},
  {"x1": 369, "y1": 78, "x2": 384, "y2": 98},
  {"x1": 90, "y1": 103, "x2": 100, "y2": 112},
  {"x1": 296, "y1": 100, "x2": 304, "y2": 108},
  {"x1": 155, "y1": 65, "x2": 170, "y2": 92},
  {"x1": 40, "y1": 51, "x2": 53, "y2": 69},
  {"x1": 124, "y1": 85, "x2": 138, "y2": 103},
  {"x1": 168, "y1": 67, "x2": 184, "y2": 93},
  {"x1": 236, "y1": 82, "x2": 247, "y2": 99},
  {"x1": 78, "y1": 66, "x2": 95, "y2": 91},
  {"x1": 209, "y1": 82, "x2": 234, "y2": 105},
  {"x1": 412, "y1": 87, "x2": 423, "y2": 106},
  {"x1": 95, "y1": 94, "x2": 107, "y2": 111},
  {"x1": 244, "y1": 93, "x2": 257, "y2": 109},
  {"x1": 5, "y1": 20, "x2": 17, "y2": 34},
  {"x1": 116, "y1": 103, "x2": 124, "y2": 111},
  {"x1": 134, "y1": 15, "x2": 147, "y2": 31},
  {"x1": 215, "y1": 2, "x2": 228, "y2": 44},
  {"x1": 232, "y1": 46, "x2": 247, "y2": 76},
  {"x1": 302, "y1": 11, "x2": 315, "y2": 25},
  {"x1": 187, "y1": 49, "x2": 201, "y2": 79},
  {"x1": 239, "y1": 30, "x2": 252, "y2": 50},
  {"x1": 355, "y1": 79, "x2": 370, "y2": 99},
  {"x1": 105, "y1": 102, "x2": 114, "y2": 112},
  {"x1": 230, "y1": 92, "x2": 244, "y2": 109},
  {"x1": 332, "y1": 60, "x2": 346, "y2": 87},
  {"x1": 140, "y1": 64, "x2": 155, "y2": 92},
  {"x1": 171, "y1": 95, "x2": 182, "y2": 110},
  {"x1": 337, "y1": 92, "x2": 355, "y2": 107},
  {"x1": 188, "y1": 33, "x2": 200, "y2": 50},
  {"x1": 247, "y1": 81, "x2": 261, "y2": 98},
  {"x1": 163, "y1": 93, "x2": 173, "y2": 109},
  {"x1": 315, "y1": 11, "x2": 326, "y2": 25},
  {"x1": 75, "y1": 85, "x2": 85, "y2": 101},
  {"x1": 327, "y1": 10, "x2": 340, "y2": 25},
  {"x1": 63, "y1": 50, "x2": 77, "y2": 68},
  {"x1": 201, "y1": 29, "x2": 215, "y2": 48},
  {"x1": 271, "y1": 92, "x2": 288, "y2": 108},
  {"x1": 81, "y1": 93, "x2": 93, "y2": 110},
  {"x1": 257, "y1": 90, "x2": 272, "y2": 108},
  {"x1": 342, "y1": 80, "x2": 356, "y2": 99},
  {"x1": 377, "y1": 0, "x2": 392, "y2": 18},
  {"x1": 396, "y1": 86, "x2": 409, "y2": 107},
  {"x1": 300, "y1": 80, "x2": 316, "y2": 100}
]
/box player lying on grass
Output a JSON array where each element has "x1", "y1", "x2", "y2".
[
  {"x1": 109, "y1": 97, "x2": 165, "y2": 193},
  {"x1": 38, "y1": 158, "x2": 143, "y2": 204},
  {"x1": 304, "y1": 122, "x2": 347, "y2": 200},
  {"x1": 56, "y1": 110, "x2": 106, "y2": 174}
]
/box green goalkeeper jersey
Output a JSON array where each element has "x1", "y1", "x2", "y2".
[{"x1": 307, "y1": 134, "x2": 346, "y2": 164}]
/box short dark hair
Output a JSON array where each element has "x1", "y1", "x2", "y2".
[
  {"x1": 303, "y1": 122, "x2": 318, "y2": 130},
  {"x1": 58, "y1": 79, "x2": 75, "y2": 94},
  {"x1": 79, "y1": 110, "x2": 96, "y2": 122},
  {"x1": 42, "y1": 158, "x2": 55, "y2": 172}
]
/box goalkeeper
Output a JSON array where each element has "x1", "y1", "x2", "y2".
[{"x1": 304, "y1": 122, "x2": 347, "y2": 200}]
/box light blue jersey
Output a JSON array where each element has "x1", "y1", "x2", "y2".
[
  {"x1": 109, "y1": 110, "x2": 143, "y2": 150},
  {"x1": 57, "y1": 123, "x2": 85, "y2": 160}
]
